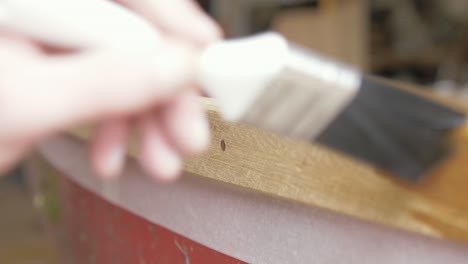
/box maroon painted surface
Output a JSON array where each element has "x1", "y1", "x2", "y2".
[
  {"x1": 58, "y1": 172, "x2": 245, "y2": 264},
  {"x1": 40, "y1": 136, "x2": 468, "y2": 264}
]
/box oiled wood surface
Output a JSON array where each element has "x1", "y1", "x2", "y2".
[{"x1": 69, "y1": 98, "x2": 468, "y2": 244}]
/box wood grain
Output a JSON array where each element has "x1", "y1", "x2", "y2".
[{"x1": 68, "y1": 97, "x2": 468, "y2": 244}]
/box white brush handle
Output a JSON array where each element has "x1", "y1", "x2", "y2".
[{"x1": 0, "y1": 0, "x2": 289, "y2": 122}]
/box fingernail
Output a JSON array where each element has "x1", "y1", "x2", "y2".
[
  {"x1": 151, "y1": 145, "x2": 181, "y2": 182},
  {"x1": 173, "y1": 93, "x2": 211, "y2": 154},
  {"x1": 188, "y1": 114, "x2": 210, "y2": 153},
  {"x1": 160, "y1": 148, "x2": 181, "y2": 181},
  {"x1": 102, "y1": 143, "x2": 124, "y2": 178}
]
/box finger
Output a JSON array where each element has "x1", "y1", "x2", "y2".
[
  {"x1": 116, "y1": 0, "x2": 222, "y2": 47},
  {"x1": 162, "y1": 89, "x2": 210, "y2": 154},
  {"x1": 0, "y1": 35, "x2": 37, "y2": 174},
  {"x1": 0, "y1": 40, "x2": 198, "y2": 140},
  {"x1": 90, "y1": 119, "x2": 128, "y2": 179},
  {"x1": 0, "y1": 0, "x2": 162, "y2": 50},
  {"x1": 138, "y1": 114, "x2": 182, "y2": 182}
]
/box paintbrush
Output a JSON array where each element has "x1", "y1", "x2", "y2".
[
  {"x1": 198, "y1": 34, "x2": 467, "y2": 181},
  {"x1": 1, "y1": 0, "x2": 466, "y2": 181}
]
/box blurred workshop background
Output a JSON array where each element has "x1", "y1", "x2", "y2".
[
  {"x1": 205, "y1": 0, "x2": 468, "y2": 98},
  {"x1": 2, "y1": 0, "x2": 468, "y2": 263}
]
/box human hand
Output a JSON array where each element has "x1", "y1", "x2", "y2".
[{"x1": 0, "y1": 0, "x2": 221, "y2": 181}]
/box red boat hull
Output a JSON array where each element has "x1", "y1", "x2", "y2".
[{"x1": 58, "y1": 173, "x2": 245, "y2": 264}]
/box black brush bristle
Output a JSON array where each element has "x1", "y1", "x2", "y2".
[{"x1": 316, "y1": 76, "x2": 466, "y2": 182}]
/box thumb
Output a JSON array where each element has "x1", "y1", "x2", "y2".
[{"x1": 0, "y1": 40, "x2": 198, "y2": 140}]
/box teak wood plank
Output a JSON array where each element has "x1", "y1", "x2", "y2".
[{"x1": 68, "y1": 98, "x2": 468, "y2": 244}]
